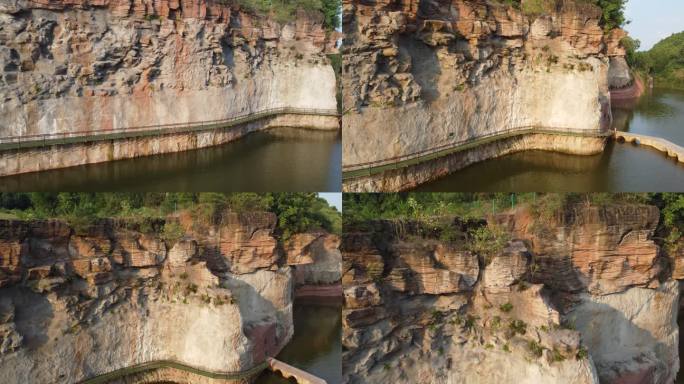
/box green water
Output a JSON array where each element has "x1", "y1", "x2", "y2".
[
  {"x1": 613, "y1": 88, "x2": 684, "y2": 145},
  {"x1": 415, "y1": 89, "x2": 684, "y2": 192},
  {"x1": 254, "y1": 301, "x2": 342, "y2": 384},
  {"x1": 0, "y1": 129, "x2": 341, "y2": 192}
]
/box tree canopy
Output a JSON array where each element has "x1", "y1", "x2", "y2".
[
  {"x1": 236, "y1": 0, "x2": 341, "y2": 30},
  {"x1": 0, "y1": 192, "x2": 340, "y2": 239},
  {"x1": 343, "y1": 193, "x2": 684, "y2": 252},
  {"x1": 501, "y1": 0, "x2": 627, "y2": 32},
  {"x1": 633, "y1": 31, "x2": 684, "y2": 89}
]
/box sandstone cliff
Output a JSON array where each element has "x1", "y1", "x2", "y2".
[
  {"x1": 0, "y1": 0, "x2": 338, "y2": 137},
  {"x1": 342, "y1": 0, "x2": 626, "y2": 191},
  {"x1": 342, "y1": 204, "x2": 680, "y2": 383},
  {"x1": 0, "y1": 212, "x2": 340, "y2": 383}
]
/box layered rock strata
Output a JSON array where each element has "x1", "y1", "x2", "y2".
[
  {"x1": 342, "y1": 204, "x2": 680, "y2": 383},
  {"x1": 342, "y1": 0, "x2": 626, "y2": 191},
  {"x1": 286, "y1": 232, "x2": 343, "y2": 298},
  {"x1": 0, "y1": 212, "x2": 338, "y2": 383},
  {"x1": 0, "y1": 0, "x2": 339, "y2": 175}
]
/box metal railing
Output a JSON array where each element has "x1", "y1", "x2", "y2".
[
  {"x1": 342, "y1": 126, "x2": 611, "y2": 180},
  {"x1": 79, "y1": 359, "x2": 269, "y2": 384},
  {"x1": 0, "y1": 107, "x2": 339, "y2": 151}
]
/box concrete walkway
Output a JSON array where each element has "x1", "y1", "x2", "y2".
[
  {"x1": 267, "y1": 357, "x2": 327, "y2": 384},
  {"x1": 343, "y1": 126, "x2": 611, "y2": 180},
  {"x1": 614, "y1": 131, "x2": 684, "y2": 162}
]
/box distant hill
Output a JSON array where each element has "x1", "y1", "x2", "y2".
[{"x1": 635, "y1": 31, "x2": 684, "y2": 89}]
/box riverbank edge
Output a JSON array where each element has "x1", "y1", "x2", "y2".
[
  {"x1": 0, "y1": 113, "x2": 339, "y2": 177},
  {"x1": 295, "y1": 283, "x2": 343, "y2": 300},
  {"x1": 610, "y1": 74, "x2": 645, "y2": 103},
  {"x1": 343, "y1": 133, "x2": 607, "y2": 192}
]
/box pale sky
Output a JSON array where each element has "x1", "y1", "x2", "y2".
[
  {"x1": 319, "y1": 193, "x2": 342, "y2": 211},
  {"x1": 624, "y1": 0, "x2": 684, "y2": 51}
]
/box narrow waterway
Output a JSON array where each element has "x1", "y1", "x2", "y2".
[
  {"x1": 255, "y1": 300, "x2": 342, "y2": 384},
  {"x1": 0, "y1": 129, "x2": 341, "y2": 192},
  {"x1": 415, "y1": 88, "x2": 684, "y2": 192}
]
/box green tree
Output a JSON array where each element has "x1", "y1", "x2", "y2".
[
  {"x1": 633, "y1": 32, "x2": 684, "y2": 89},
  {"x1": 594, "y1": 0, "x2": 627, "y2": 31}
]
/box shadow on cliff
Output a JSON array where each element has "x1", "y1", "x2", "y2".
[
  {"x1": 221, "y1": 272, "x2": 287, "y2": 362},
  {"x1": 8, "y1": 286, "x2": 55, "y2": 350},
  {"x1": 398, "y1": 35, "x2": 441, "y2": 103},
  {"x1": 570, "y1": 299, "x2": 674, "y2": 382}
]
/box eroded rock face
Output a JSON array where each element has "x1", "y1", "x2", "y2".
[
  {"x1": 0, "y1": 213, "x2": 302, "y2": 383},
  {"x1": 500, "y1": 205, "x2": 662, "y2": 295},
  {"x1": 342, "y1": 204, "x2": 679, "y2": 384},
  {"x1": 571, "y1": 281, "x2": 680, "y2": 384},
  {"x1": 0, "y1": 0, "x2": 338, "y2": 137},
  {"x1": 608, "y1": 57, "x2": 633, "y2": 89},
  {"x1": 291, "y1": 233, "x2": 343, "y2": 286},
  {"x1": 342, "y1": 0, "x2": 624, "y2": 189}
]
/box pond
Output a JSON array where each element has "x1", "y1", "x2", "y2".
[
  {"x1": 414, "y1": 88, "x2": 684, "y2": 192},
  {"x1": 0, "y1": 129, "x2": 341, "y2": 192}
]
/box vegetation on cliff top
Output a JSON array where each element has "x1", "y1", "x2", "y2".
[
  {"x1": 500, "y1": 0, "x2": 627, "y2": 31},
  {"x1": 235, "y1": 0, "x2": 341, "y2": 30},
  {"x1": 0, "y1": 192, "x2": 341, "y2": 240},
  {"x1": 343, "y1": 193, "x2": 684, "y2": 253},
  {"x1": 632, "y1": 31, "x2": 684, "y2": 90}
]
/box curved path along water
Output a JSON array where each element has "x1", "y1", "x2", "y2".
[
  {"x1": 78, "y1": 303, "x2": 341, "y2": 384},
  {"x1": 342, "y1": 126, "x2": 609, "y2": 180},
  {"x1": 255, "y1": 302, "x2": 342, "y2": 384},
  {"x1": 0, "y1": 107, "x2": 339, "y2": 150},
  {"x1": 78, "y1": 359, "x2": 268, "y2": 384},
  {"x1": 415, "y1": 88, "x2": 684, "y2": 191},
  {"x1": 614, "y1": 131, "x2": 684, "y2": 162},
  {"x1": 0, "y1": 130, "x2": 341, "y2": 192}
]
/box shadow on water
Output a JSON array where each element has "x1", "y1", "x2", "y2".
[
  {"x1": 255, "y1": 301, "x2": 342, "y2": 384},
  {"x1": 0, "y1": 129, "x2": 341, "y2": 192},
  {"x1": 416, "y1": 88, "x2": 684, "y2": 192}
]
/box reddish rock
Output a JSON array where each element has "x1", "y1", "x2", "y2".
[
  {"x1": 27, "y1": 266, "x2": 51, "y2": 280},
  {"x1": 285, "y1": 233, "x2": 323, "y2": 265}
]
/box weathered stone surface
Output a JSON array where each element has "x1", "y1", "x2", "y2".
[
  {"x1": 0, "y1": 210, "x2": 338, "y2": 383},
  {"x1": 482, "y1": 240, "x2": 530, "y2": 293},
  {"x1": 0, "y1": 0, "x2": 338, "y2": 177},
  {"x1": 285, "y1": 233, "x2": 323, "y2": 265},
  {"x1": 385, "y1": 241, "x2": 479, "y2": 294},
  {"x1": 342, "y1": 0, "x2": 619, "y2": 191},
  {"x1": 571, "y1": 280, "x2": 680, "y2": 384},
  {"x1": 294, "y1": 233, "x2": 342, "y2": 285},
  {"x1": 112, "y1": 233, "x2": 167, "y2": 268},
  {"x1": 517, "y1": 205, "x2": 662, "y2": 295},
  {"x1": 344, "y1": 283, "x2": 382, "y2": 310},
  {"x1": 343, "y1": 203, "x2": 680, "y2": 384},
  {"x1": 214, "y1": 213, "x2": 278, "y2": 274},
  {"x1": 167, "y1": 239, "x2": 198, "y2": 268},
  {"x1": 608, "y1": 56, "x2": 633, "y2": 89}
]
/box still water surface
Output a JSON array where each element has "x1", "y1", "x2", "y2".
[
  {"x1": 255, "y1": 301, "x2": 342, "y2": 384},
  {"x1": 0, "y1": 129, "x2": 341, "y2": 192},
  {"x1": 415, "y1": 88, "x2": 684, "y2": 192}
]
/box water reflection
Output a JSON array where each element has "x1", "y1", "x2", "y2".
[
  {"x1": 415, "y1": 88, "x2": 684, "y2": 192},
  {"x1": 612, "y1": 88, "x2": 684, "y2": 144},
  {"x1": 255, "y1": 300, "x2": 342, "y2": 384},
  {"x1": 0, "y1": 129, "x2": 341, "y2": 192}
]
